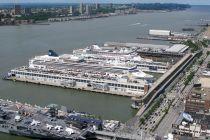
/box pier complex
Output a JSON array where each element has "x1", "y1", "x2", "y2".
[
  {"x1": 2, "y1": 42, "x2": 193, "y2": 139},
  {"x1": 4, "y1": 43, "x2": 188, "y2": 98}
]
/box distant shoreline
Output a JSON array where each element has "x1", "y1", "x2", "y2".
[
  {"x1": 0, "y1": 8, "x2": 187, "y2": 27},
  {"x1": 0, "y1": 3, "x2": 192, "y2": 26}
]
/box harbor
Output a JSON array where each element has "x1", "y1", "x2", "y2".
[
  {"x1": 0, "y1": 5, "x2": 210, "y2": 139},
  {"x1": 4, "y1": 43, "x2": 189, "y2": 98}
]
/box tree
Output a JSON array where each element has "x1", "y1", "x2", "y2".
[{"x1": 140, "y1": 118, "x2": 145, "y2": 124}]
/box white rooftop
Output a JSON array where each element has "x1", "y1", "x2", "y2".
[
  {"x1": 166, "y1": 44, "x2": 189, "y2": 53},
  {"x1": 105, "y1": 42, "x2": 170, "y2": 49}
]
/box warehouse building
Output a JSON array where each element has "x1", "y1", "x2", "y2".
[
  {"x1": 149, "y1": 29, "x2": 171, "y2": 36},
  {"x1": 185, "y1": 88, "x2": 210, "y2": 114},
  {"x1": 104, "y1": 42, "x2": 188, "y2": 53},
  {"x1": 165, "y1": 44, "x2": 189, "y2": 53}
]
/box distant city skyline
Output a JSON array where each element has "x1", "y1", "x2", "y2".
[{"x1": 0, "y1": 0, "x2": 210, "y2": 5}]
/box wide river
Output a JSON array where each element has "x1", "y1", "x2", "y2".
[{"x1": 0, "y1": 5, "x2": 210, "y2": 140}]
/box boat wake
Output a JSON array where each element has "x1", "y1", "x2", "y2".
[
  {"x1": 129, "y1": 22, "x2": 141, "y2": 26},
  {"x1": 200, "y1": 19, "x2": 210, "y2": 22}
]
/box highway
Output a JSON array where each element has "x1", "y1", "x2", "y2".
[
  {"x1": 155, "y1": 107, "x2": 179, "y2": 136},
  {"x1": 136, "y1": 53, "x2": 193, "y2": 116},
  {"x1": 140, "y1": 71, "x2": 186, "y2": 136},
  {"x1": 130, "y1": 52, "x2": 196, "y2": 137},
  {"x1": 154, "y1": 44, "x2": 210, "y2": 137},
  {"x1": 121, "y1": 36, "x2": 209, "y2": 139}
]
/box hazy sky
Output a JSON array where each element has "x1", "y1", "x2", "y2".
[{"x1": 0, "y1": 0, "x2": 210, "y2": 5}]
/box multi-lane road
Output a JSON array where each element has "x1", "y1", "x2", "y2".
[{"x1": 154, "y1": 44, "x2": 210, "y2": 138}]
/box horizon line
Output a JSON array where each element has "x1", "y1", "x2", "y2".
[{"x1": 0, "y1": 2, "x2": 209, "y2": 6}]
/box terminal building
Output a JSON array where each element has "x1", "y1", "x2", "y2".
[
  {"x1": 104, "y1": 42, "x2": 189, "y2": 58},
  {"x1": 149, "y1": 29, "x2": 171, "y2": 36}
]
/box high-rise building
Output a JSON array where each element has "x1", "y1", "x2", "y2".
[
  {"x1": 85, "y1": 5, "x2": 90, "y2": 15},
  {"x1": 110, "y1": 3, "x2": 113, "y2": 9},
  {"x1": 79, "y1": 3, "x2": 84, "y2": 15},
  {"x1": 14, "y1": 5, "x2": 21, "y2": 15},
  {"x1": 69, "y1": 6, "x2": 73, "y2": 15},
  {"x1": 24, "y1": 8, "x2": 32, "y2": 15},
  {"x1": 95, "y1": 3, "x2": 100, "y2": 10},
  {"x1": 21, "y1": 9, "x2": 25, "y2": 15}
]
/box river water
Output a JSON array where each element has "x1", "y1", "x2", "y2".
[{"x1": 0, "y1": 5, "x2": 210, "y2": 140}]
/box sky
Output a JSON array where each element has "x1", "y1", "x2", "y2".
[{"x1": 0, "y1": 0, "x2": 210, "y2": 5}]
